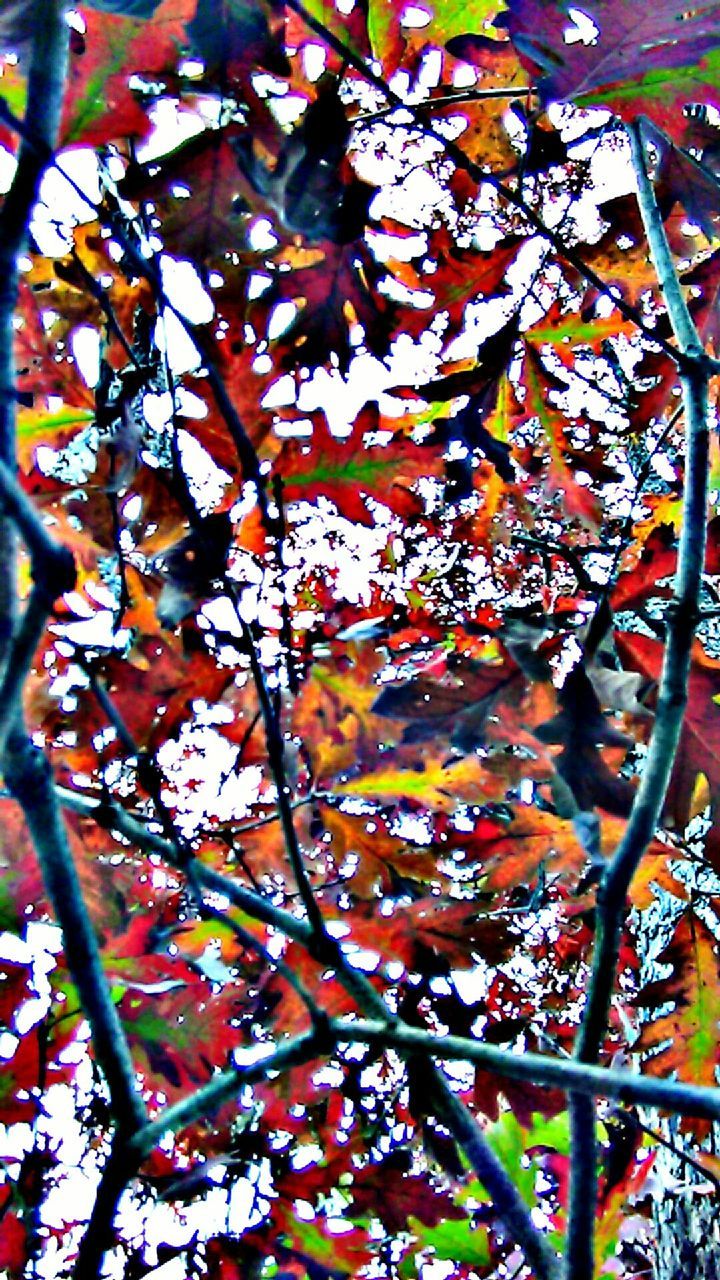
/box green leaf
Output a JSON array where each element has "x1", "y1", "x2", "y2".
[{"x1": 407, "y1": 1215, "x2": 491, "y2": 1266}]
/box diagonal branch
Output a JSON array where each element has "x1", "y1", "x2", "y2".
[{"x1": 4, "y1": 735, "x2": 146, "y2": 1137}]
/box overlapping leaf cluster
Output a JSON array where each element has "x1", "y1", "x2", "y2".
[{"x1": 2, "y1": 1, "x2": 720, "y2": 1278}]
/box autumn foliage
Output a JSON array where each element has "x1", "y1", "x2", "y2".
[{"x1": 2, "y1": 1, "x2": 720, "y2": 1278}]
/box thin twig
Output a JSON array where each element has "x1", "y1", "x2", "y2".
[{"x1": 353, "y1": 84, "x2": 532, "y2": 123}]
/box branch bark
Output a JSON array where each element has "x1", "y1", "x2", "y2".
[
  {"x1": 0, "y1": 1, "x2": 69, "y2": 673},
  {"x1": 566, "y1": 117, "x2": 712, "y2": 1280},
  {"x1": 0, "y1": 16, "x2": 147, "y2": 1279}
]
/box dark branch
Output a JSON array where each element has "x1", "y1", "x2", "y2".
[{"x1": 567, "y1": 117, "x2": 712, "y2": 1280}]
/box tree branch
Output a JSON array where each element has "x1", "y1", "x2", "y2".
[
  {"x1": 0, "y1": 1, "x2": 69, "y2": 674},
  {"x1": 567, "y1": 118, "x2": 712, "y2": 1280},
  {"x1": 4, "y1": 738, "x2": 145, "y2": 1135},
  {"x1": 129, "y1": 1028, "x2": 324, "y2": 1160},
  {"x1": 328, "y1": 1019, "x2": 720, "y2": 1119},
  {"x1": 0, "y1": 585, "x2": 58, "y2": 756},
  {"x1": 575, "y1": 127, "x2": 710, "y2": 1065},
  {"x1": 71, "y1": 1132, "x2": 135, "y2": 1280},
  {"x1": 430, "y1": 1071, "x2": 560, "y2": 1280}
]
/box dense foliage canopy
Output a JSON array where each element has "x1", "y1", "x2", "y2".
[{"x1": 2, "y1": 1, "x2": 720, "y2": 1277}]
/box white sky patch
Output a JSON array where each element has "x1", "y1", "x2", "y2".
[
  {"x1": 160, "y1": 255, "x2": 214, "y2": 324},
  {"x1": 156, "y1": 722, "x2": 263, "y2": 835},
  {"x1": 71, "y1": 325, "x2": 101, "y2": 388},
  {"x1": 154, "y1": 305, "x2": 202, "y2": 375}
]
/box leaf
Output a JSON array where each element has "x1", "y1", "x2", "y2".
[
  {"x1": 373, "y1": 649, "x2": 523, "y2": 752},
  {"x1": 503, "y1": 0, "x2": 720, "y2": 139},
  {"x1": 611, "y1": 525, "x2": 677, "y2": 614},
  {"x1": 112, "y1": 952, "x2": 242, "y2": 1098},
  {"x1": 187, "y1": 0, "x2": 290, "y2": 77},
  {"x1": 0, "y1": 1208, "x2": 27, "y2": 1279},
  {"x1": 15, "y1": 406, "x2": 95, "y2": 473},
  {"x1": 256, "y1": 244, "x2": 393, "y2": 373},
  {"x1": 332, "y1": 754, "x2": 494, "y2": 810},
  {"x1": 276, "y1": 411, "x2": 441, "y2": 525},
  {"x1": 321, "y1": 804, "x2": 449, "y2": 897},
  {"x1": 347, "y1": 896, "x2": 517, "y2": 969},
  {"x1": 268, "y1": 1201, "x2": 373, "y2": 1277},
  {"x1": 62, "y1": 0, "x2": 194, "y2": 146},
  {"x1": 519, "y1": 346, "x2": 603, "y2": 529},
  {"x1": 407, "y1": 1215, "x2": 491, "y2": 1267},
  {"x1": 615, "y1": 632, "x2": 720, "y2": 833},
  {"x1": 120, "y1": 126, "x2": 253, "y2": 263},
  {"x1": 350, "y1": 1158, "x2": 466, "y2": 1233},
  {"x1": 478, "y1": 807, "x2": 589, "y2": 891},
  {"x1": 534, "y1": 662, "x2": 636, "y2": 816},
  {"x1": 635, "y1": 912, "x2": 720, "y2": 1131}
]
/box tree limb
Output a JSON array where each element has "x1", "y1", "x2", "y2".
[
  {"x1": 4, "y1": 737, "x2": 145, "y2": 1135},
  {"x1": 567, "y1": 118, "x2": 712, "y2": 1280},
  {"x1": 0, "y1": 1, "x2": 69, "y2": 674},
  {"x1": 429, "y1": 1072, "x2": 560, "y2": 1280}
]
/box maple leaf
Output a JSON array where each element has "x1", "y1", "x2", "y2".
[
  {"x1": 635, "y1": 911, "x2": 720, "y2": 1133},
  {"x1": 277, "y1": 411, "x2": 441, "y2": 525},
  {"x1": 332, "y1": 753, "x2": 496, "y2": 810},
  {"x1": 262, "y1": 941, "x2": 365, "y2": 1036},
  {"x1": 321, "y1": 803, "x2": 449, "y2": 897},
  {"x1": 350, "y1": 1157, "x2": 466, "y2": 1233},
  {"x1": 103, "y1": 927, "x2": 244, "y2": 1099},
  {"x1": 119, "y1": 126, "x2": 252, "y2": 264},
  {"x1": 292, "y1": 644, "x2": 392, "y2": 781},
  {"x1": 476, "y1": 807, "x2": 590, "y2": 891},
  {"x1": 61, "y1": 0, "x2": 193, "y2": 146},
  {"x1": 373, "y1": 649, "x2": 523, "y2": 752},
  {"x1": 616, "y1": 632, "x2": 720, "y2": 827},
  {"x1": 409, "y1": 230, "x2": 520, "y2": 341},
  {"x1": 534, "y1": 662, "x2": 635, "y2": 816},
  {"x1": 255, "y1": 243, "x2": 394, "y2": 373},
  {"x1": 611, "y1": 525, "x2": 678, "y2": 614},
  {"x1": 187, "y1": 0, "x2": 290, "y2": 78},
  {"x1": 348, "y1": 895, "x2": 517, "y2": 969},
  {"x1": 503, "y1": 0, "x2": 720, "y2": 140}
]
